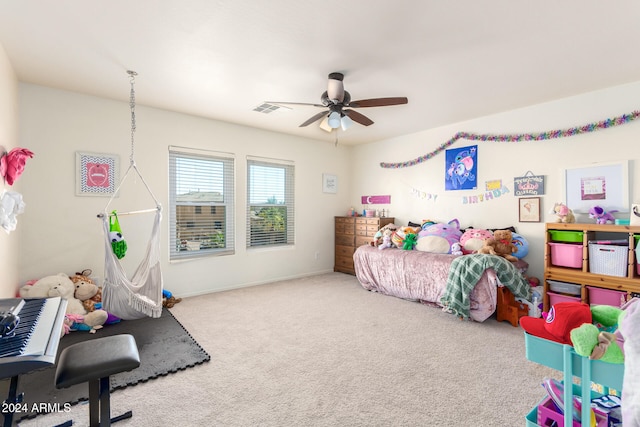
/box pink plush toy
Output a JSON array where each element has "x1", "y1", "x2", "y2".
[
  {"x1": 589, "y1": 205, "x2": 618, "y2": 224},
  {"x1": 619, "y1": 297, "x2": 640, "y2": 426},
  {"x1": 459, "y1": 228, "x2": 493, "y2": 254}
]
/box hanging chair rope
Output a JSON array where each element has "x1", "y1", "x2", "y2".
[{"x1": 99, "y1": 70, "x2": 164, "y2": 320}]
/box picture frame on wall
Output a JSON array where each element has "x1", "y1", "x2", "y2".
[
  {"x1": 322, "y1": 173, "x2": 338, "y2": 194},
  {"x1": 519, "y1": 197, "x2": 541, "y2": 223},
  {"x1": 563, "y1": 160, "x2": 629, "y2": 213},
  {"x1": 75, "y1": 151, "x2": 119, "y2": 196}
]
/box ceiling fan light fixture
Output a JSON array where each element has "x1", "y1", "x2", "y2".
[
  {"x1": 340, "y1": 114, "x2": 353, "y2": 131},
  {"x1": 328, "y1": 111, "x2": 341, "y2": 128}
]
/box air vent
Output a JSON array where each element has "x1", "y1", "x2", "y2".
[{"x1": 253, "y1": 103, "x2": 290, "y2": 114}]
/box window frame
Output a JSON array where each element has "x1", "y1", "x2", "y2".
[
  {"x1": 246, "y1": 156, "x2": 295, "y2": 249},
  {"x1": 168, "y1": 146, "x2": 235, "y2": 260}
]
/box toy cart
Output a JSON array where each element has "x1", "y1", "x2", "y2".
[{"x1": 524, "y1": 333, "x2": 625, "y2": 426}]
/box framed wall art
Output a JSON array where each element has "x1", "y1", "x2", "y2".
[
  {"x1": 322, "y1": 173, "x2": 338, "y2": 194},
  {"x1": 518, "y1": 197, "x2": 541, "y2": 223},
  {"x1": 75, "y1": 151, "x2": 119, "y2": 196},
  {"x1": 563, "y1": 160, "x2": 629, "y2": 213}
]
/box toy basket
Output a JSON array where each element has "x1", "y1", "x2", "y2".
[{"x1": 588, "y1": 241, "x2": 628, "y2": 277}]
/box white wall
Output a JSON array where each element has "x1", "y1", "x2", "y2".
[
  {"x1": 351, "y1": 82, "x2": 640, "y2": 280},
  {"x1": 17, "y1": 84, "x2": 352, "y2": 297},
  {"x1": 0, "y1": 43, "x2": 19, "y2": 298}
]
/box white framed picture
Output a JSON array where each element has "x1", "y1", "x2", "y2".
[
  {"x1": 563, "y1": 160, "x2": 629, "y2": 213},
  {"x1": 322, "y1": 174, "x2": 338, "y2": 194},
  {"x1": 75, "y1": 151, "x2": 119, "y2": 196}
]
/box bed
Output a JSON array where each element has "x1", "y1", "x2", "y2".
[{"x1": 353, "y1": 245, "x2": 531, "y2": 322}]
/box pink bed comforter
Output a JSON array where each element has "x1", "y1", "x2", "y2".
[{"x1": 353, "y1": 245, "x2": 498, "y2": 322}]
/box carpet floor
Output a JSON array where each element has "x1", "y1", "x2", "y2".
[{"x1": 0, "y1": 307, "x2": 210, "y2": 422}]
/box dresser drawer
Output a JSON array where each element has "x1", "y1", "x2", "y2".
[
  {"x1": 355, "y1": 236, "x2": 372, "y2": 247},
  {"x1": 335, "y1": 234, "x2": 355, "y2": 246},
  {"x1": 366, "y1": 224, "x2": 380, "y2": 234},
  {"x1": 335, "y1": 255, "x2": 355, "y2": 269},
  {"x1": 335, "y1": 245, "x2": 355, "y2": 258},
  {"x1": 336, "y1": 217, "x2": 355, "y2": 225}
]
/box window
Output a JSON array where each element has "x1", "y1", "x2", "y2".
[
  {"x1": 169, "y1": 147, "x2": 235, "y2": 260},
  {"x1": 246, "y1": 157, "x2": 294, "y2": 248}
]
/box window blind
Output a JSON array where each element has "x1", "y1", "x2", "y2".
[
  {"x1": 246, "y1": 157, "x2": 295, "y2": 248},
  {"x1": 169, "y1": 147, "x2": 235, "y2": 260}
]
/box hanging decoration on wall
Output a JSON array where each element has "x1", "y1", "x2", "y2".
[
  {"x1": 485, "y1": 180, "x2": 502, "y2": 191},
  {"x1": 360, "y1": 195, "x2": 391, "y2": 204},
  {"x1": 514, "y1": 171, "x2": 545, "y2": 196},
  {"x1": 462, "y1": 185, "x2": 509, "y2": 204},
  {"x1": 0, "y1": 147, "x2": 34, "y2": 185},
  {"x1": 410, "y1": 187, "x2": 438, "y2": 202},
  {"x1": 0, "y1": 190, "x2": 25, "y2": 233},
  {"x1": 445, "y1": 145, "x2": 477, "y2": 191},
  {"x1": 379, "y1": 109, "x2": 640, "y2": 169}
]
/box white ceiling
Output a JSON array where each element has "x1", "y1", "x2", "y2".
[{"x1": 1, "y1": 1, "x2": 640, "y2": 145}]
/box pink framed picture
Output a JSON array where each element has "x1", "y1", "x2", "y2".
[{"x1": 75, "y1": 151, "x2": 119, "y2": 196}]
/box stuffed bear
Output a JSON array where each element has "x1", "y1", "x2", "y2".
[
  {"x1": 477, "y1": 229, "x2": 519, "y2": 262},
  {"x1": 19, "y1": 273, "x2": 70, "y2": 299}
]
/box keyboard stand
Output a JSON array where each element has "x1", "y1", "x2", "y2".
[{"x1": 2, "y1": 375, "x2": 21, "y2": 427}]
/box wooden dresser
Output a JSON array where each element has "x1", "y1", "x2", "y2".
[{"x1": 334, "y1": 216, "x2": 395, "y2": 275}]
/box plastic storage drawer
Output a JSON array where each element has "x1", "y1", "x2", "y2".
[
  {"x1": 548, "y1": 291, "x2": 581, "y2": 306},
  {"x1": 547, "y1": 279, "x2": 581, "y2": 296},
  {"x1": 548, "y1": 242, "x2": 582, "y2": 268},
  {"x1": 548, "y1": 230, "x2": 584, "y2": 243},
  {"x1": 587, "y1": 286, "x2": 627, "y2": 308}
]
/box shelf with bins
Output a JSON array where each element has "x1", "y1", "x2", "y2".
[{"x1": 543, "y1": 223, "x2": 640, "y2": 312}]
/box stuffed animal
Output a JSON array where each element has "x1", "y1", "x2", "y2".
[
  {"x1": 450, "y1": 242, "x2": 463, "y2": 256},
  {"x1": 402, "y1": 233, "x2": 418, "y2": 250},
  {"x1": 19, "y1": 273, "x2": 70, "y2": 299},
  {"x1": 477, "y1": 229, "x2": 519, "y2": 262},
  {"x1": 589, "y1": 205, "x2": 618, "y2": 224},
  {"x1": 552, "y1": 202, "x2": 576, "y2": 223},
  {"x1": 371, "y1": 223, "x2": 397, "y2": 247},
  {"x1": 70, "y1": 270, "x2": 102, "y2": 312},
  {"x1": 459, "y1": 228, "x2": 493, "y2": 254},
  {"x1": 415, "y1": 219, "x2": 462, "y2": 254},
  {"x1": 511, "y1": 232, "x2": 529, "y2": 259},
  {"x1": 378, "y1": 228, "x2": 393, "y2": 250}
]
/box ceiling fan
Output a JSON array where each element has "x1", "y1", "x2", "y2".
[{"x1": 267, "y1": 72, "x2": 408, "y2": 131}]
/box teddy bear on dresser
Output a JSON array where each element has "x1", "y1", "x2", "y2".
[{"x1": 477, "y1": 229, "x2": 519, "y2": 262}]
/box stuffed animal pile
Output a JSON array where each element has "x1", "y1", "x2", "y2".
[
  {"x1": 19, "y1": 273, "x2": 108, "y2": 335},
  {"x1": 477, "y1": 229, "x2": 519, "y2": 262}
]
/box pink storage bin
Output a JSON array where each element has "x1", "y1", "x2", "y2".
[
  {"x1": 548, "y1": 242, "x2": 582, "y2": 268},
  {"x1": 537, "y1": 396, "x2": 607, "y2": 427},
  {"x1": 587, "y1": 286, "x2": 627, "y2": 308},
  {"x1": 548, "y1": 291, "x2": 581, "y2": 306}
]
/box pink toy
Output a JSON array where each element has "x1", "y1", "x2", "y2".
[
  {"x1": 589, "y1": 206, "x2": 618, "y2": 224},
  {"x1": 459, "y1": 228, "x2": 493, "y2": 254},
  {"x1": 415, "y1": 219, "x2": 462, "y2": 254}
]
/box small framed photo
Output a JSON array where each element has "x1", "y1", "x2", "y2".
[
  {"x1": 322, "y1": 173, "x2": 338, "y2": 194},
  {"x1": 519, "y1": 197, "x2": 541, "y2": 223},
  {"x1": 75, "y1": 151, "x2": 119, "y2": 196}
]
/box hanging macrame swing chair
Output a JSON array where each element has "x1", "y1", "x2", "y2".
[{"x1": 99, "y1": 70, "x2": 163, "y2": 320}]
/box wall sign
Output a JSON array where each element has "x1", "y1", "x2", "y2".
[
  {"x1": 75, "y1": 151, "x2": 119, "y2": 196},
  {"x1": 513, "y1": 171, "x2": 544, "y2": 196},
  {"x1": 361, "y1": 195, "x2": 391, "y2": 204}
]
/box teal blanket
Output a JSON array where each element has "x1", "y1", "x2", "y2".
[{"x1": 441, "y1": 254, "x2": 531, "y2": 320}]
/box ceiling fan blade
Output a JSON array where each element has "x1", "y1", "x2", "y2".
[
  {"x1": 344, "y1": 109, "x2": 374, "y2": 126},
  {"x1": 299, "y1": 110, "x2": 329, "y2": 127},
  {"x1": 327, "y1": 72, "x2": 344, "y2": 102},
  {"x1": 348, "y1": 97, "x2": 408, "y2": 108},
  {"x1": 265, "y1": 101, "x2": 325, "y2": 108}
]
